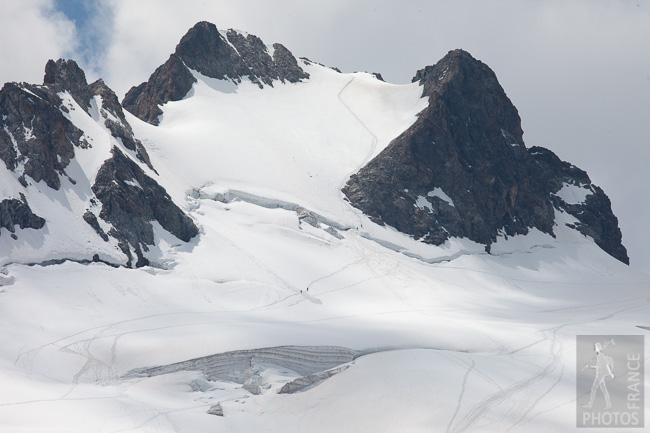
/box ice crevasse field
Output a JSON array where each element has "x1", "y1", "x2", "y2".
[{"x1": 0, "y1": 60, "x2": 648, "y2": 432}]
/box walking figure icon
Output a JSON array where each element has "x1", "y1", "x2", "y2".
[
  {"x1": 576, "y1": 334, "x2": 644, "y2": 428},
  {"x1": 582, "y1": 339, "x2": 615, "y2": 410}
]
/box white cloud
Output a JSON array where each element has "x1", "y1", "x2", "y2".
[
  {"x1": 0, "y1": 0, "x2": 77, "y2": 86},
  {"x1": 67, "y1": 0, "x2": 114, "y2": 84}
]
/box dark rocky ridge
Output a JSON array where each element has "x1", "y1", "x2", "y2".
[
  {"x1": 0, "y1": 59, "x2": 198, "y2": 266},
  {"x1": 89, "y1": 78, "x2": 155, "y2": 171},
  {"x1": 0, "y1": 195, "x2": 45, "y2": 237},
  {"x1": 44, "y1": 59, "x2": 94, "y2": 113},
  {"x1": 123, "y1": 21, "x2": 309, "y2": 125},
  {"x1": 0, "y1": 59, "x2": 154, "y2": 189},
  {"x1": 0, "y1": 79, "x2": 85, "y2": 190},
  {"x1": 121, "y1": 54, "x2": 197, "y2": 127},
  {"x1": 343, "y1": 49, "x2": 628, "y2": 264},
  {"x1": 92, "y1": 147, "x2": 199, "y2": 267},
  {"x1": 530, "y1": 147, "x2": 628, "y2": 263}
]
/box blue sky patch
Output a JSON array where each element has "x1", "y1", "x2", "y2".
[{"x1": 54, "y1": 0, "x2": 92, "y2": 28}]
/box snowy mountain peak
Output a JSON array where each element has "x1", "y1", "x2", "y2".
[
  {"x1": 344, "y1": 49, "x2": 628, "y2": 263},
  {"x1": 123, "y1": 21, "x2": 308, "y2": 125},
  {"x1": 412, "y1": 49, "x2": 498, "y2": 97},
  {"x1": 175, "y1": 21, "x2": 308, "y2": 86},
  {"x1": 43, "y1": 58, "x2": 94, "y2": 112},
  {"x1": 1, "y1": 19, "x2": 643, "y2": 433},
  {"x1": 0, "y1": 59, "x2": 198, "y2": 267},
  {"x1": 0, "y1": 72, "x2": 86, "y2": 190}
]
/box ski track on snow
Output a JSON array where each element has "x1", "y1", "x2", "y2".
[
  {"x1": 445, "y1": 299, "x2": 650, "y2": 432},
  {"x1": 337, "y1": 77, "x2": 379, "y2": 172}
]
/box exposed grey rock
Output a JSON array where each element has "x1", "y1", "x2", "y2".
[
  {"x1": 0, "y1": 59, "x2": 152, "y2": 191},
  {"x1": 122, "y1": 54, "x2": 197, "y2": 126},
  {"x1": 122, "y1": 21, "x2": 309, "y2": 125},
  {"x1": 82, "y1": 211, "x2": 109, "y2": 242},
  {"x1": 89, "y1": 79, "x2": 155, "y2": 171},
  {"x1": 271, "y1": 43, "x2": 310, "y2": 83},
  {"x1": 1, "y1": 58, "x2": 197, "y2": 266},
  {"x1": 343, "y1": 49, "x2": 628, "y2": 263},
  {"x1": 529, "y1": 146, "x2": 628, "y2": 263},
  {"x1": 224, "y1": 30, "x2": 277, "y2": 87},
  {"x1": 176, "y1": 23, "x2": 308, "y2": 86},
  {"x1": 0, "y1": 195, "x2": 45, "y2": 235},
  {"x1": 175, "y1": 22, "x2": 244, "y2": 81},
  {"x1": 0, "y1": 80, "x2": 85, "y2": 190},
  {"x1": 92, "y1": 147, "x2": 198, "y2": 267},
  {"x1": 43, "y1": 59, "x2": 93, "y2": 112}
]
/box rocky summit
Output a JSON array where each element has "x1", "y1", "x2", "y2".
[
  {"x1": 0, "y1": 22, "x2": 629, "y2": 267},
  {"x1": 0, "y1": 58, "x2": 198, "y2": 266},
  {"x1": 0, "y1": 60, "x2": 87, "y2": 190},
  {"x1": 343, "y1": 49, "x2": 628, "y2": 264},
  {"x1": 0, "y1": 19, "x2": 641, "y2": 433},
  {"x1": 122, "y1": 21, "x2": 309, "y2": 125}
]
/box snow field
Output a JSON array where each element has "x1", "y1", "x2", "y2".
[{"x1": 1, "y1": 62, "x2": 648, "y2": 432}]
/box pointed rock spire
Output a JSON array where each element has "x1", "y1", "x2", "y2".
[
  {"x1": 343, "y1": 49, "x2": 628, "y2": 263},
  {"x1": 43, "y1": 59, "x2": 93, "y2": 111},
  {"x1": 123, "y1": 21, "x2": 309, "y2": 125}
]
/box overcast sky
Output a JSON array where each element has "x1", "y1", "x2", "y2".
[{"x1": 1, "y1": 0, "x2": 649, "y2": 268}]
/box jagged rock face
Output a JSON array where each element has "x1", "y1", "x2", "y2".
[
  {"x1": 0, "y1": 81, "x2": 85, "y2": 190},
  {"x1": 174, "y1": 22, "x2": 309, "y2": 86},
  {"x1": 0, "y1": 195, "x2": 45, "y2": 237},
  {"x1": 90, "y1": 79, "x2": 155, "y2": 170},
  {"x1": 343, "y1": 49, "x2": 628, "y2": 263},
  {"x1": 0, "y1": 59, "x2": 154, "y2": 190},
  {"x1": 0, "y1": 58, "x2": 198, "y2": 266},
  {"x1": 272, "y1": 43, "x2": 311, "y2": 82},
  {"x1": 92, "y1": 147, "x2": 198, "y2": 267},
  {"x1": 123, "y1": 21, "x2": 309, "y2": 125},
  {"x1": 530, "y1": 147, "x2": 628, "y2": 263},
  {"x1": 121, "y1": 54, "x2": 197, "y2": 126},
  {"x1": 44, "y1": 59, "x2": 93, "y2": 112}
]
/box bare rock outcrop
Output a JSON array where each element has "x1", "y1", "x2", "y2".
[
  {"x1": 0, "y1": 59, "x2": 198, "y2": 265},
  {"x1": 343, "y1": 49, "x2": 628, "y2": 263},
  {"x1": 123, "y1": 21, "x2": 309, "y2": 125}
]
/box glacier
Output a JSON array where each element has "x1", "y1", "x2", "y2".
[{"x1": 0, "y1": 28, "x2": 647, "y2": 433}]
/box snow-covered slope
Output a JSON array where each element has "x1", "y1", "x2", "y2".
[
  {"x1": 0, "y1": 25, "x2": 647, "y2": 433},
  {"x1": 0, "y1": 60, "x2": 198, "y2": 267},
  {"x1": 133, "y1": 61, "x2": 427, "y2": 222},
  {"x1": 0, "y1": 210, "x2": 647, "y2": 432},
  {"x1": 0, "y1": 87, "x2": 139, "y2": 265}
]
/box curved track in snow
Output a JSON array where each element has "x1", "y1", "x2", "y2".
[{"x1": 337, "y1": 77, "x2": 380, "y2": 171}]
